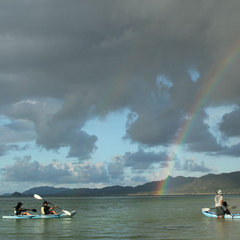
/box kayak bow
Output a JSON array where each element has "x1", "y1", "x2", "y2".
[{"x1": 202, "y1": 208, "x2": 240, "y2": 219}]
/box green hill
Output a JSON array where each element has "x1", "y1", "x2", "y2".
[
  {"x1": 166, "y1": 172, "x2": 240, "y2": 194},
  {"x1": 4, "y1": 171, "x2": 240, "y2": 197}
]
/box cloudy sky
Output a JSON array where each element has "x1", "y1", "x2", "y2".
[{"x1": 1, "y1": 0, "x2": 240, "y2": 194}]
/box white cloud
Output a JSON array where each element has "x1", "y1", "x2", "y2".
[
  {"x1": 1, "y1": 157, "x2": 109, "y2": 184},
  {"x1": 181, "y1": 159, "x2": 212, "y2": 173},
  {"x1": 107, "y1": 156, "x2": 125, "y2": 181}
]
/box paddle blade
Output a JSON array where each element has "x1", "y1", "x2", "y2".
[
  {"x1": 34, "y1": 194, "x2": 43, "y2": 200},
  {"x1": 62, "y1": 209, "x2": 71, "y2": 216},
  {"x1": 202, "y1": 208, "x2": 210, "y2": 211}
]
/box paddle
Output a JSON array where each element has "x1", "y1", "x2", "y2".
[
  {"x1": 203, "y1": 206, "x2": 237, "y2": 212},
  {"x1": 17, "y1": 208, "x2": 37, "y2": 215},
  {"x1": 33, "y1": 194, "x2": 71, "y2": 215},
  {"x1": 29, "y1": 209, "x2": 37, "y2": 212},
  {"x1": 203, "y1": 207, "x2": 215, "y2": 212},
  {"x1": 21, "y1": 208, "x2": 37, "y2": 212}
]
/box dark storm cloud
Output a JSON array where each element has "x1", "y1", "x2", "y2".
[
  {"x1": 107, "y1": 149, "x2": 169, "y2": 179},
  {"x1": 0, "y1": 144, "x2": 24, "y2": 156},
  {"x1": 123, "y1": 149, "x2": 169, "y2": 170},
  {"x1": 219, "y1": 108, "x2": 240, "y2": 137},
  {"x1": 1, "y1": 99, "x2": 98, "y2": 160},
  {"x1": 184, "y1": 111, "x2": 223, "y2": 153},
  {"x1": 0, "y1": 0, "x2": 240, "y2": 159},
  {"x1": 0, "y1": 119, "x2": 35, "y2": 144},
  {"x1": 210, "y1": 144, "x2": 240, "y2": 157}
]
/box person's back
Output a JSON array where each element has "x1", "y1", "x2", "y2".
[
  {"x1": 14, "y1": 202, "x2": 31, "y2": 216},
  {"x1": 215, "y1": 194, "x2": 222, "y2": 207},
  {"x1": 215, "y1": 190, "x2": 224, "y2": 218},
  {"x1": 14, "y1": 202, "x2": 22, "y2": 215}
]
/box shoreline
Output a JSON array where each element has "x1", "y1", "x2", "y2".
[{"x1": 1, "y1": 192, "x2": 240, "y2": 198}]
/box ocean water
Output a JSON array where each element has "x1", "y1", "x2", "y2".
[{"x1": 1, "y1": 195, "x2": 240, "y2": 239}]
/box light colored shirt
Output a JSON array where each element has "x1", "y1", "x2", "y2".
[{"x1": 215, "y1": 194, "x2": 223, "y2": 207}]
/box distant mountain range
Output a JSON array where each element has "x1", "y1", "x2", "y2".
[{"x1": 4, "y1": 171, "x2": 240, "y2": 197}]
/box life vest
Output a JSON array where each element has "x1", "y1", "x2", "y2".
[
  {"x1": 14, "y1": 207, "x2": 21, "y2": 215},
  {"x1": 41, "y1": 207, "x2": 45, "y2": 215}
]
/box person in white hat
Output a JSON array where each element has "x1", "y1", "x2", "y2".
[{"x1": 214, "y1": 190, "x2": 224, "y2": 218}]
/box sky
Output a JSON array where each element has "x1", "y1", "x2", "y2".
[{"x1": 1, "y1": 0, "x2": 240, "y2": 194}]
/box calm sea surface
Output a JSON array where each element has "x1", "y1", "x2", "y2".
[{"x1": 1, "y1": 195, "x2": 240, "y2": 239}]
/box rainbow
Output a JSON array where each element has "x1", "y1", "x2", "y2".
[{"x1": 154, "y1": 39, "x2": 240, "y2": 195}]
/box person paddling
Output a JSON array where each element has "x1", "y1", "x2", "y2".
[
  {"x1": 14, "y1": 202, "x2": 32, "y2": 216},
  {"x1": 215, "y1": 190, "x2": 224, "y2": 218},
  {"x1": 41, "y1": 201, "x2": 57, "y2": 215}
]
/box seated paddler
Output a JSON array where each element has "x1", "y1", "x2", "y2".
[
  {"x1": 41, "y1": 201, "x2": 57, "y2": 215},
  {"x1": 14, "y1": 202, "x2": 32, "y2": 215}
]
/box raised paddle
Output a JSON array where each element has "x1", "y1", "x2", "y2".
[{"x1": 33, "y1": 194, "x2": 71, "y2": 215}]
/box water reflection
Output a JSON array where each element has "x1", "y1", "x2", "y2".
[{"x1": 1, "y1": 196, "x2": 240, "y2": 240}]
